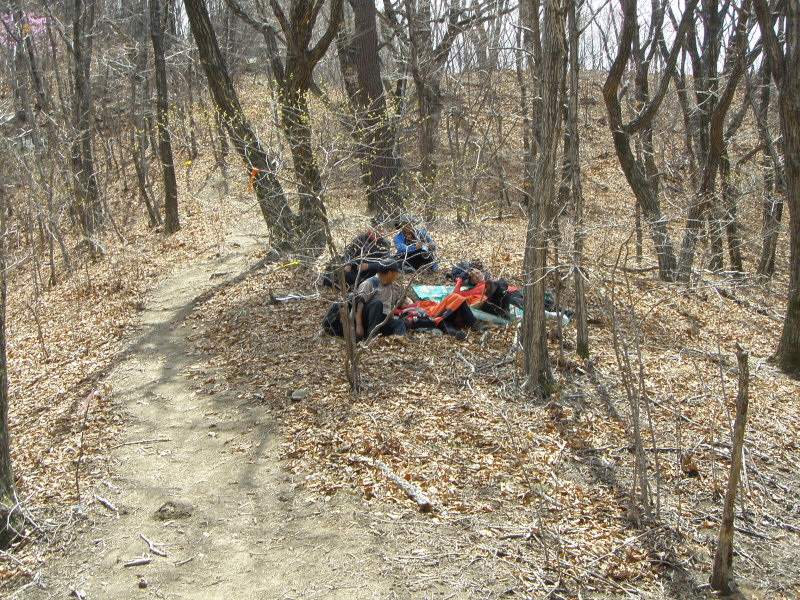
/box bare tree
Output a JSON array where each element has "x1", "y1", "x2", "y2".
[
  {"x1": 753, "y1": 0, "x2": 800, "y2": 375},
  {"x1": 602, "y1": 0, "x2": 699, "y2": 281},
  {"x1": 521, "y1": 0, "x2": 565, "y2": 395},
  {"x1": 0, "y1": 190, "x2": 19, "y2": 549},
  {"x1": 567, "y1": 0, "x2": 589, "y2": 358},
  {"x1": 184, "y1": 0, "x2": 297, "y2": 251},
  {"x1": 223, "y1": 0, "x2": 343, "y2": 254},
  {"x1": 336, "y1": 0, "x2": 404, "y2": 218},
  {"x1": 70, "y1": 0, "x2": 103, "y2": 254},
  {"x1": 383, "y1": 1, "x2": 489, "y2": 196},
  {"x1": 748, "y1": 64, "x2": 785, "y2": 278},
  {"x1": 675, "y1": 0, "x2": 752, "y2": 280},
  {"x1": 151, "y1": 0, "x2": 180, "y2": 233}
]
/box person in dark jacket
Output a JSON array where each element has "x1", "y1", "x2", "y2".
[
  {"x1": 393, "y1": 215, "x2": 439, "y2": 272},
  {"x1": 354, "y1": 261, "x2": 407, "y2": 339},
  {"x1": 324, "y1": 218, "x2": 391, "y2": 288}
]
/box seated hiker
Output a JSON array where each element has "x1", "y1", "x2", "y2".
[
  {"x1": 396, "y1": 294, "x2": 486, "y2": 340},
  {"x1": 393, "y1": 215, "x2": 439, "y2": 272},
  {"x1": 354, "y1": 261, "x2": 407, "y2": 340},
  {"x1": 324, "y1": 218, "x2": 391, "y2": 288},
  {"x1": 452, "y1": 268, "x2": 522, "y2": 319}
]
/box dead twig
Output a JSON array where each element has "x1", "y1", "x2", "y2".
[
  {"x1": 123, "y1": 555, "x2": 152, "y2": 567},
  {"x1": 110, "y1": 437, "x2": 171, "y2": 450},
  {"x1": 93, "y1": 494, "x2": 117, "y2": 514},
  {"x1": 140, "y1": 533, "x2": 168, "y2": 557},
  {"x1": 355, "y1": 456, "x2": 433, "y2": 512}
]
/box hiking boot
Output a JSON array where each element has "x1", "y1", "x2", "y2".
[
  {"x1": 471, "y1": 322, "x2": 489, "y2": 332},
  {"x1": 453, "y1": 330, "x2": 467, "y2": 340}
]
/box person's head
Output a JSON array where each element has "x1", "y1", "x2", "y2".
[
  {"x1": 468, "y1": 268, "x2": 485, "y2": 285},
  {"x1": 376, "y1": 260, "x2": 400, "y2": 283},
  {"x1": 396, "y1": 214, "x2": 415, "y2": 237},
  {"x1": 368, "y1": 217, "x2": 383, "y2": 237},
  {"x1": 400, "y1": 296, "x2": 414, "y2": 309}
]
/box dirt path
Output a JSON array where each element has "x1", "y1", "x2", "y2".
[{"x1": 14, "y1": 196, "x2": 447, "y2": 600}]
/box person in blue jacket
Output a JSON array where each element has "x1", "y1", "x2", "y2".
[{"x1": 393, "y1": 215, "x2": 439, "y2": 272}]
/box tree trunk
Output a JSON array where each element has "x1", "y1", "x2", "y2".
[
  {"x1": 748, "y1": 65, "x2": 785, "y2": 278},
  {"x1": 753, "y1": 0, "x2": 800, "y2": 376},
  {"x1": 0, "y1": 192, "x2": 19, "y2": 549},
  {"x1": 407, "y1": 0, "x2": 437, "y2": 188},
  {"x1": 279, "y1": 79, "x2": 326, "y2": 253},
  {"x1": 338, "y1": 0, "x2": 404, "y2": 218},
  {"x1": 567, "y1": 0, "x2": 589, "y2": 358},
  {"x1": 677, "y1": 0, "x2": 751, "y2": 280},
  {"x1": 71, "y1": 0, "x2": 103, "y2": 251},
  {"x1": 184, "y1": 0, "x2": 296, "y2": 250},
  {"x1": 151, "y1": 0, "x2": 180, "y2": 234},
  {"x1": 130, "y1": 2, "x2": 161, "y2": 227},
  {"x1": 224, "y1": 0, "x2": 342, "y2": 254},
  {"x1": 720, "y1": 150, "x2": 744, "y2": 275},
  {"x1": 603, "y1": 0, "x2": 688, "y2": 281},
  {"x1": 522, "y1": 0, "x2": 565, "y2": 396},
  {"x1": 710, "y1": 345, "x2": 750, "y2": 593}
]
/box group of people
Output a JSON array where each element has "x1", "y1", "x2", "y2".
[
  {"x1": 323, "y1": 217, "x2": 524, "y2": 341},
  {"x1": 322, "y1": 215, "x2": 438, "y2": 289}
]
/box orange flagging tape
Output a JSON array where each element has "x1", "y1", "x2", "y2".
[{"x1": 247, "y1": 168, "x2": 259, "y2": 192}]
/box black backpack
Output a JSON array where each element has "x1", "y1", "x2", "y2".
[
  {"x1": 322, "y1": 301, "x2": 349, "y2": 336},
  {"x1": 322, "y1": 276, "x2": 378, "y2": 336}
]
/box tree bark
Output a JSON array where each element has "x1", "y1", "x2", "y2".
[
  {"x1": 720, "y1": 149, "x2": 744, "y2": 275},
  {"x1": 270, "y1": 0, "x2": 343, "y2": 254},
  {"x1": 748, "y1": 65, "x2": 785, "y2": 278},
  {"x1": 346, "y1": 0, "x2": 404, "y2": 218},
  {"x1": 567, "y1": 0, "x2": 589, "y2": 358},
  {"x1": 224, "y1": 0, "x2": 342, "y2": 254},
  {"x1": 151, "y1": 0, "x2": 180, "y2": 234},
  {"x1": 184, "y1": 0, "x2": 296, "y2": 250},
  {"x1": 676, "y1": 0, "x2": 751, "y2": 280}
]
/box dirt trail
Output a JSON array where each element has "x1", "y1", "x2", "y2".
[{"x1": 14, "y1": 194, "x2": 437, "y2": 600}]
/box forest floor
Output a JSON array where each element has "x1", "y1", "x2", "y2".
[
  {"x1": 2, "y1": 138, "x2": 800, "y2": 597},
  {"x1": 6, "y1": 184, "x2": 441, "y2": 599}
]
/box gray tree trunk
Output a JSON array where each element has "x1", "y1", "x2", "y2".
[
  {"x1": 70, "y1": 0, "x2": 103, "y2": 251},
  {"x1": 151, "y1": 0, "x2": 180, "y2": 234},
  {"x1": 0, "y1": 192, "x2": 19, "y2": 548},
  {"x1": 753, "y1": 0, "x2": 800, "y2": 376},
  {"x1": 521, "y1": 0, "x2": 565, "y2": 396}
]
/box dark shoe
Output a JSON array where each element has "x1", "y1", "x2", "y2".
[
  {"x1": 471, "y1": 322, "x2": 488, "y2": 332},
  {"x1": 453, "y1": 330, "x2": 467, "y2": 340}
]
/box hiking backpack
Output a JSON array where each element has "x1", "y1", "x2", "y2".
[{"x1": 321, "y1": 276, "x2": 379, "y2": 336}]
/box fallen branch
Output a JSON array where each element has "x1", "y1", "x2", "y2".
[
  {"x1": 110, "y1": 438, "x2": 171, "y2": 450},
  {"x1": 140, "y1": 533, "x2": 168, "y2": 557},
  {"x1": 356, "y1": 456, "x2": 433, "y2": 512},
  {"x1": 123, "y1": 556, "x2": 152, "y2": 567},
  {"x1": 93, "y1": 494, "x2": 117, "y2": 514}
]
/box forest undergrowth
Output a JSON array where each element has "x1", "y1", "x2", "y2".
[{"x1": 0, "y1": 95, "x2": 798, "y2": 598}]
